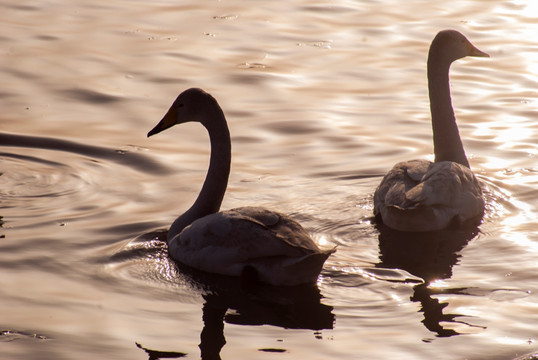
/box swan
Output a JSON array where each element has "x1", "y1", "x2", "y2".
[
  {"x1": 373, "y1": 30, "x2": 488, "y2": 232},
  {"x1": 147, "y1": 88, "x2": 334, "y2": 286}
]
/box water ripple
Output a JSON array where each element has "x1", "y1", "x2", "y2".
[{"x1": 0, "y1": 152, "x2": 86, "y2": 200}]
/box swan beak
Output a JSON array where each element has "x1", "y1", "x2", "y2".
[
  {"x1": 148, "y1": 106, "x2": 177, "y2": 137},
  {"x1": 468, "y1": 44, "x2": 489, "y2": 58}
]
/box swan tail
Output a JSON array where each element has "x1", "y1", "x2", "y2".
[
  {"x1": 281, "y1": 248, "x2": 335, "y2": 286},
  {"x1": 381, "y1": 204, "x2": 452, "y2": 232},
  {"x1": 248, "y1": 248, "x2": 335, "y2": 286}
]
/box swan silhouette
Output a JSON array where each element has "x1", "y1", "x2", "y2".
[
  {"x1": 374, "y1": 30, "x2": 488, "y2": 232},
  {"x1": 148, "y1": 88, "x2": 334, "y2": 286}
]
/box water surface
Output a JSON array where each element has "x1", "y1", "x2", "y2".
[{"x1": 1, "y1": 1, "x2": 538, "y2": 359}]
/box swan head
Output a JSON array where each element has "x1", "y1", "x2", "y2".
[
  {"x1": 147, "y1": 88, "x2": 219, "y2": 137},
  {"x1": 429, "y1": 30, "x2": 489, "y2": 65}
]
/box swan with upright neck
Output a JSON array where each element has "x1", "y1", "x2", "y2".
[
  {"x1": 148, "y1": 88, "x2": 334, "y2": 286},
  {"x1": 373, "y1": 30, "x2": 488, "y2": 232}
]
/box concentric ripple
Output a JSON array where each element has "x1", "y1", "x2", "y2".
[
  {"x1": 0, "y1": 152, "x2": 88, "y2": 200},
  {"x1": 0, "y1": 132, "x2": 172, "y2": 230}
]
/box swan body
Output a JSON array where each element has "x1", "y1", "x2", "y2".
[
  {"x1": 148, "y1": 88, "x2": 334, "y2": 286},
  {"x1": 374, "y1": 160, "x2": 484, "y2": 231},
  {"x1": 374, "y1": 30, "x2": 488, "y2": 232}
]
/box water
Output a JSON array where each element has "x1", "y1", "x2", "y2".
[{"x1": 1, "y1": 0, "x2": 538, "y2": 359}]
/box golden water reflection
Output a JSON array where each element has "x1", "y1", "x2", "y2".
[{"x1": 1, "y1": 0, "x2": 538, "y2": 359}]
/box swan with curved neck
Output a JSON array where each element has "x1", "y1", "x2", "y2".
[
  {"x1": 373, "y1": 30, "x2": 488, "y2": 232},
  {"x1": 148, "y1": 88, "x2": 334, "y2": 286}
]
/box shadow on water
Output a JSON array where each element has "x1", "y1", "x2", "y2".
[
  {"x1": 0, "y1": 216, "x2": 4, "y2": 239},
  {"x1": 375, "y1": 223, "x2": 484, "y2": 337},
  {"x1": 130, "y1": 234, "x2": 334, "y2": 360},
  {"x1": 136, "y1": 342, "x2": 187, "y2": 360},
  {"x1": 0, "y1": 132, "x2": 172, "y2": 175}
]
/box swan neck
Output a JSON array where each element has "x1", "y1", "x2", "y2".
[
  {"x1": 428, "y1": 55, "x2": 470, "y2": 168},
  {"x1": 169, "y1": 107, "x2": 231, "y2": 238}
]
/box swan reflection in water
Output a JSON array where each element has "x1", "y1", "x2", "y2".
[
  {"x1": 375, "y1": 223, "x2": 485, "y2": 337},
  {"x1": 134, "y1": 236, "x2": 334, "y2": 360}
]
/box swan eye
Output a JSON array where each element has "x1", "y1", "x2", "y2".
[{"x1": 177, "y1": 103, "x2": 184, "y2": 108}]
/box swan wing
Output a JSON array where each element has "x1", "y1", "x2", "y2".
[
  {"x1": 374, "y1": 159, "x2": 431, "y2": 211},
  {"x1": 230, "y1": 206, "x2": 323, "y2": 253},
  {"x1": 405, "y1": 161, "x2": 482, "y2": 207}
]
